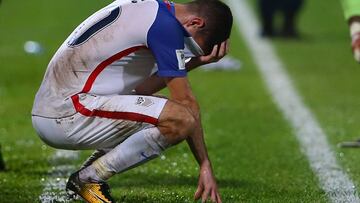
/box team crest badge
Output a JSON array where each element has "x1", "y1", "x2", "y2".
[
  {"x1": 135, "y1": 97, "x2": 154, "y2": 107},
  {"x1": 176, "y1": 49, "x2": 186, "y2": 70}
]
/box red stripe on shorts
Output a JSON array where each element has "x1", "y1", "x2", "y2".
[{"x1": 71, "y1": 94, "x2": 158, "y2": 125}]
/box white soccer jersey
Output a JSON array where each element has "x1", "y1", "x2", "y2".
[{"x1": 32, "y1": 0, "x2": 203, "y2": 118}]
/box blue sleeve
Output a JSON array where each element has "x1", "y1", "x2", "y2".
[{"x1": 147, "y1": 5, "x2": 187, "y2": 77}]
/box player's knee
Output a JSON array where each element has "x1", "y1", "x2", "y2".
[
  {"x1": 176, "y1": 109, "x2": 196, "y2": 137},
  {"x1": 168, "y1": 106, "x2": 196, "y2": 141},
  {"x1": 158, "y1": 102, "x2": 196, "y2": 144}
]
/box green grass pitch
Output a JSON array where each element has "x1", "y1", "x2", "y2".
[{"x1": 0, "y1": 0, "x2": 360, "y2": 202}]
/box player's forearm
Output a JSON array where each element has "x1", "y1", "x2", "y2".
[
  {"x1": 164, "y1": 76, "x2": 212, "y2": 166},
  {"x1": 186, "y1": 125, "x2": 211, "y2": 166},
  {"x1": 136, "y1": 58, "x2": 209, "y2": 95},
  {"x1": 135, "y1": 74, "x2": 166, "y2": 95},
  {"x1": 180, "y1": 99, "x2": 211, "y2": 166},
  {"x1": 185, "y1": 57, "x2": 214, "y2": 72},
  {"x1": 185, "y1": 58, "x2": 203, "y2": 71}
]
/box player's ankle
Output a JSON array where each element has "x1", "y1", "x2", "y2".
[{"x1": 78, "y1": 162, "x2": 112, "y2": 183}]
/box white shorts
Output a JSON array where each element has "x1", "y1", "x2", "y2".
[{"x1": 32, "y1": 94, "x2": 167, "y2": 150}]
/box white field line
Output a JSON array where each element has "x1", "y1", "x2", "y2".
[
  {"x1": 227, "y1": 0, "x2": 359, "y2": 202},
  {"x1": 39, "y1": 150, "x2": 79, "y2": 203}
]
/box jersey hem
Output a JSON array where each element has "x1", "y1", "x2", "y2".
[{"x1": 156, "y1": 70, "x2": 187, "y2": 77}]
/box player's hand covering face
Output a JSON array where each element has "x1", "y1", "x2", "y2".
[
  {"x1": 187, "y1": 40, "x2": 230, "y2": 70},
  {"x1": 198, "y1": 40, "x2": 229, "y2": 64}
]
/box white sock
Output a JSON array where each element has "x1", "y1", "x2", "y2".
[
  {"x1": 79, "y1": 149, "x2": 107, "y2": 170},
  {"x1": 79, "y1": 164, "x2": 105, "y2": 182},
  {"x1": 78, "y1": 149, "x2": 108, "y2": 183},
  {"x1": 79, "y1": 127, "x2": 169, "y2": 182}
]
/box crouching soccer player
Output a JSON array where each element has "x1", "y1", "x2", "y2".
[{"x1": 31, "y1": 0, "x2": 232, "y2": 202}]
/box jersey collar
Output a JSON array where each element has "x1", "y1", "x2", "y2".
[{"x1": 163, "y1": 0, "x2": 175, "y2": 15}]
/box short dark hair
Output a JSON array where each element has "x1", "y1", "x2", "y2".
[{"x1": 186, "y1": 0, "x2": 233, "y2": 54}]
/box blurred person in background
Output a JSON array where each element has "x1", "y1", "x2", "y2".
[
  {"x1": 342, "y1": 0, "x2": 360, "y2": 63},
  {"x1": 258, "y1": 0, "x2": 304, "y2": 38}
]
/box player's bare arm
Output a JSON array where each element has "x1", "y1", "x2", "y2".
[
  {"x1": 160, "y1": 76, "x2": 221, "y2": 203},
  {"x1": 135, "y1": 40, "x2": 230, "y2": 95}
]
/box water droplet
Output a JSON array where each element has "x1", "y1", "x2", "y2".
[{"x1": 24, "y1": 41, "x2": 44, "y2": 55}]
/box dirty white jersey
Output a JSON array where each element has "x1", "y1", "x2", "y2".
[{"x1": 32, "y1": 0, "x2": 203, "y2": 118}]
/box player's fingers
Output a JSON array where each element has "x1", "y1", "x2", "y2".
[
  {"x1": 201, "y1": 189, "x2": 211, "y2": 203},
  {"x1": 210, "y1": 44, "x2": 219, "y2": 58},
  {"x1": 194, "y1": 185, "x2": 203, "y2": 200},
  {"x1": 225, "y1": 39, "x2": 230, "y2": 54},
  {"x1": 216, "y1": 193, "x2": 222, "y2": 203},
  {"x1": 218, "y1": 41, "x2": 226, "y2": 58},
  {"x1": 210, "y1": 190, "x2": 217, "y2": 202}
]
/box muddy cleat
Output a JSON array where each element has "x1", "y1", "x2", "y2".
[{"x1": 66, "y1": 172, "x2": 115, "y2": 203}]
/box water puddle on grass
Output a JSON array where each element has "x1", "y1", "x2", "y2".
[{"x1": 39, "y1": 150, "x2": 79, "y2": 203}]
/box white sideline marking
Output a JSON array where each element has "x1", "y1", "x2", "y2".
[
  {"x1": 227, "y1": 0, "x2": 359, "y2": 202},
  {"x1": 39, "y1": 150, "x2": 79, "y2": 203}
]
